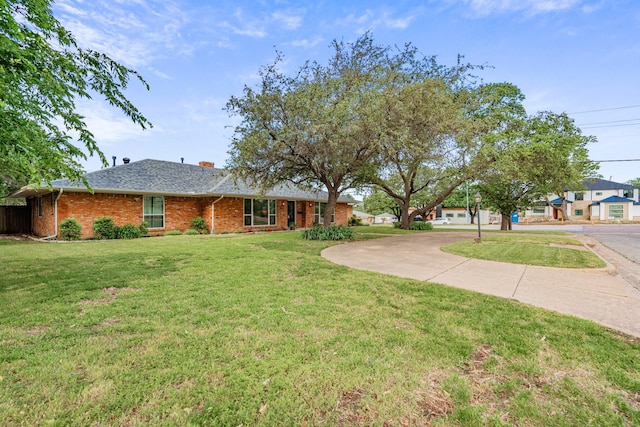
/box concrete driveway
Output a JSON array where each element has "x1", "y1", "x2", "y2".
[{"x1": 321, "y1": 232, "x2": 640, "y2": 338}]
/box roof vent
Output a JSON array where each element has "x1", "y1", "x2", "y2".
[
  {"x1": 112, "y1": 156, "x2": 116, "y2": 167},
  {"x1": 199, "y1": 161, "x2": 214, "y2": 168},
  {"x1": 122, "y1": 157, "x2": 130, "y2": 164}
]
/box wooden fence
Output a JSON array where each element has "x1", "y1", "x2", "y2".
[{"x1": 0, "y1": 206, "x2": 31, "y2": 234}]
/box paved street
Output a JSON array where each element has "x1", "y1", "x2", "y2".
[{"x1": 582, "y1": 225, "x2": 640, "y2": 265}]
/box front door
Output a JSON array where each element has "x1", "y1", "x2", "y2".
[{"x1": 287, "y1": 201, "x2": 296, "y2": 228}]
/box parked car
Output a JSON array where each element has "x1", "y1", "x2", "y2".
[{"x1": 428, "y1": 217, "x2": 452, "y2": 225}]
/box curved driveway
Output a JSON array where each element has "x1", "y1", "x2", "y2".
[{"x1": 321, "y1": 232, "x2": 640, "y2": 338}]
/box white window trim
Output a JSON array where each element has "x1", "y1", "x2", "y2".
[
  {"x1": 143, "y1": 195, "x2": 165, "y2": 229},
  {"x1": 244, "y1": 199, "x2": 277, "y2": 227},
  {"x1": 315, "y1": 202, "x2": 335, "y2": 225}
]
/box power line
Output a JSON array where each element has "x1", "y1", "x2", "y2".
[
  {"x1": 577, "y1": 118, "x2": 640, "y2": 126},
  {"x1": 581, "y1": 122, "x2": 640, "y2": 129},
  {"x1": 592, "y1": 159, "x2": 640, "y2": 163},
  {"x1": 568, "y1": 105, "x2": 640, "y2": 115}
]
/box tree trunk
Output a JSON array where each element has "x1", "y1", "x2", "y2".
[
  {"x1": 323, "y1": 190, "x2": 338, "y2": 227},
  {"x1": 399, "y1": 198, "x2": 412, "y2": 229},
  {"x1": 500, "y1": 215, "x2": 512, "y2": 231},
  {"x1": 560, "y1": 197, "x2": 569, "y2": 221}
]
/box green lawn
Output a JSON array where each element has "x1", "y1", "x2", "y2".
[
  {"x1": 441, "y1": 234, "x2": 606, "y2": 268},
  {"x1": 0, "y1": 232, "x2": 638, "y2": 426}
]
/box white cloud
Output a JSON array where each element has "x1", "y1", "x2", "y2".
[
  {"x1": 54, "y1": 0, "x2": 193, "y2": 68},
  {"x1": 457, "y1": 0, "x2": 583, "y2": 16},
  {"x1": 272, "y1": 11, "x2": 304, "y2": 30},
  {"x1": 337, "y1": 8, "x2": 421, "y2": 33},
  {"x1": 289, "y1": 37, "x2": 324, "y2": 48},
  {"x1": 78, "y1": 101, "x2": 155, "y2": 144}
]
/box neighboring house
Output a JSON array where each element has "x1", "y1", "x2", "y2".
[
  {"x1": 374, "y1": 213, "x2": 397, "y2": 224},
  {"x1": 524, "y1": 178, "x2": 640, "y2": 221},
  {"x1": 352, "y1": 210, "x2": 374, "y2": 224},
  {"x1": 9, "y1": 159, "x2": 354, "y2": 239},
  {"x1": 440, "y1": 207, "x2": 469, "y2": 224}
]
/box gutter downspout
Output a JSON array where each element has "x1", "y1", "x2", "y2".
[
  {"x1": 211, "y1": 196, "x2": 224, "y2": 234},
  {"x1": 40, "y1": 188, "x2": 63, "y2": 241}
]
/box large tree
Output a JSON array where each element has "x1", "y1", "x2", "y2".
[
  {"x1": 226, "y1": 35, "x2": 384, "y2": 226},
  {"x1": 371, "y1": 79, "x2": 527, "y2": 228},
  {"x1": 479, "y1": 112, "x2": 598, "y2": 230},
  {"x1": 0, "y1": 0, "x2": 152, "y2": 196}
]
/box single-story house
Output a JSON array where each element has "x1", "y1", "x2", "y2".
[
  {"x1": 374, "y1": 213, "x2": 397, "y2": 224},
  {"x1": 352, "y1": 210, "x2": 374, "y2": 224},
  {"x1": 9, "y1": 159, "x2": 355, "y2": 239}
]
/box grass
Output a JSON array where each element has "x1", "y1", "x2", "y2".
[
  {"x1": 0, "y1": 232, "x2": 637, "y2": 426},
  {"x1": 442, "y1": 233, "x2": 606, "y2": 268}
]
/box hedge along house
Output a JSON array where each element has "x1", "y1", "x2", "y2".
[{"x1": 10, "y1": 159, "x2": 354, "y2": 239}]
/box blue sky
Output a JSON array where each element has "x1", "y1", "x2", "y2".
[{"x1": 54, "y1": 0, "x2": 640, "y2": 183}]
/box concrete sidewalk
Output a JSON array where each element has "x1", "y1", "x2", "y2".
[{"x1": 321, "y1": 232, "x2": 640, "y2": 338}]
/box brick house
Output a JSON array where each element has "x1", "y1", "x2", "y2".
[{"x1": 10, "y1": 159, "x2": 354, "y2": 239}]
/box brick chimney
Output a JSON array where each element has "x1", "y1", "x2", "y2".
[{"x1": 199, "y1": 161, "x2": 214, "y2": 168}]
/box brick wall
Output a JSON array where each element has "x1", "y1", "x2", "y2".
[
  {"x1": 31, "y1": 193, "x2": 57, "y2": 237},
  {"x1": 29, "y1": 191, "x2": 353, "y2": 238}
]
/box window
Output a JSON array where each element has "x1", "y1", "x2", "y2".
[
  {"x1": 37, "y1": 197, "x2": 43, "y2": 217},
  {"x1": 595, "y1": 191, "x2": 603, "y2": 196},
  {"x1": 574, "y1": 209, "x2": 584, "y2": 216},
  {"x1": 575, "y1": 192, "x2": 584, "y2": 201},
  {"x1": 532, "y1": 208, "x2": 545, "y2": 214},
  {"x1": 445, "y1": 213, "x2": 454, "y2": 218},
  {"x1": 623, "y1": 189, "x2": 634, "y2": 199},
  {"x1": 315, "y1": 202, "x2": 335, "y2": 224},
  {"x1": 457, "y1": 213, "x2": 466, "y2": 218},
  {"x1": 609, "y1": 204, "x2": 624, "y2": 219},
  {"x1": 244, "y1": 199, "x2": 276, "y2": 226},
  {"x1": 144, "y1": 196, "x2": 164, "y2": 228}
]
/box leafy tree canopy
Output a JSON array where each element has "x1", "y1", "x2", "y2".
[
  {"x1": 626, "y1": 177, "x2": 640, "y2": 187},
  {"x1": 0, "y1": 0, "x2": 152, "y2": 196},
  {"x1": 479, "y1": 111, "x2": 598, "y2": 229},
  {"x1": 226, "y1": 34, "x2": 386, "y2": 226}
]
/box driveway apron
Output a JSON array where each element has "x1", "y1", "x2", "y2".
[{"x1": 321, "y1": 232, "x2": 640, "y2": 338}]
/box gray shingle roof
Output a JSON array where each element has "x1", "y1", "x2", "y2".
[
  {"x1": 580, "y1": 178, "x2": 638, "y2": 191},
  {"x1": 18, "y1": 159, "x2": 350, "y2": 202}
]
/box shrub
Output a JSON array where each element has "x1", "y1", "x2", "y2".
[
  {"x1": 115, "y1": 224, "x2": 140, "y2": 239},
  {"x1": 59, "y1": 218, "x2": 82, "y2": 241},
  {"x1": 409, "y1": 221, "x2": 433, "y2": 231},
  {"x1": 184, "y1": 229, "x2": 199, "y2": 235},
  {"x1": 348, "y1": 215, "x2": 363, "y2": 226},
  {"x1": 93, "y1": 216, "x2": 116, "y2": 239},
  {"x1": 164, "y1": 230, "x2": 182, "y2": 236},
  {"x1": 190, "y1": 217, "x2": 208, "y2": 234},
  {"x1": 392, "y1": 221, "x2": 402, "y2": 229},
  {"x1": 302, "y1": 225, "x2": 355, "y2": 241},
  {"x1": 138, "y1": 221, "x2": 148, "y2": 237}
]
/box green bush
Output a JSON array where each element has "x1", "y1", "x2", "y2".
[
  {"x1": 115, "y1": 224, "x2": 140, "y2": 239},
  {"x1": 93, "y1": 216, "x2": 116, "y2": 239},
  {"x1": 392, "y1": 221, "x2": 402, "y2": 229},
  {"x1": 190, "y1": 217, "x2": 208, "y2": 234},
  {"x1": 184, "y1": 229, "x2": 199, "y2": 235},
  {"x1": 138, "y1": 221, "x2": 148, "y2": 237},
  {"x1": 164, "y1": 230, "x2": 182, "y2": 236},
  {"x1": 409, "y1": 221, "x2": 433, "y2": 231},
  {"x1": 348, "y1": 215, "x2": 363, "y2": 226},
  {"x1": 59, "y1": 218, "x2": 82, "y2": 241},
  {"x1": 302, "y1": 225, "x2": 355, "y2": 241}
]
